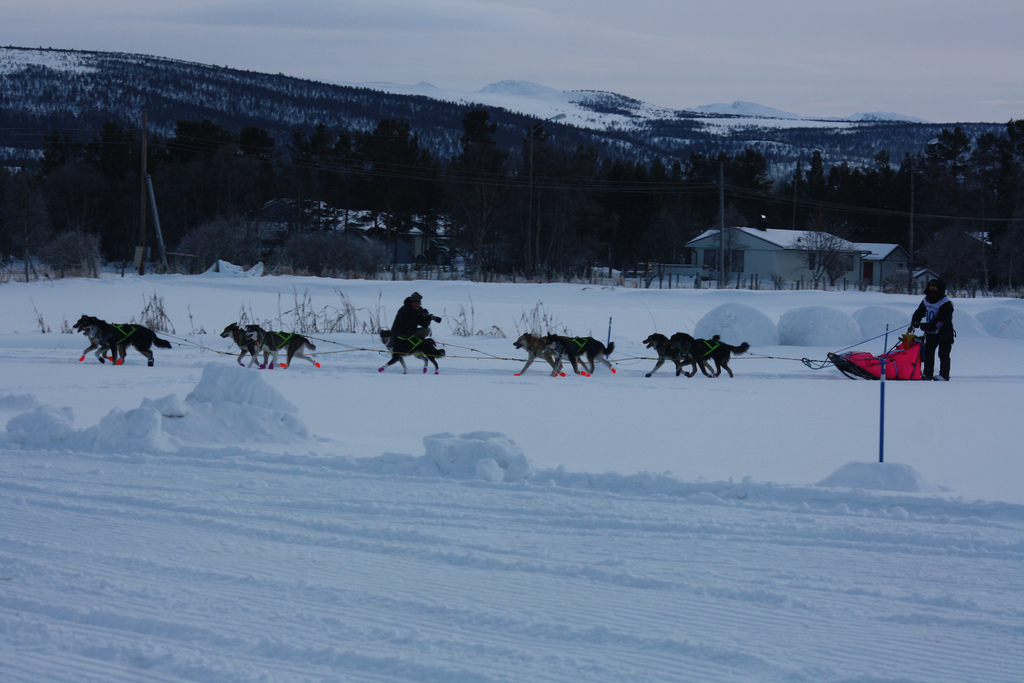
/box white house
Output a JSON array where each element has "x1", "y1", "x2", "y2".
[
  {"x1": 685, "y1": 227, "x2": 864, "y2": 284},
  {"x1": 855, "y1": 242, "x2": 910, "y2": 288}
]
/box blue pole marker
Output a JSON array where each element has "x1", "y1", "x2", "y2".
[
  {"x1": 879, "y1": 325, "x2": 888, "y2": 463},
  {"x1": 607, "y1": 317, "x2": 612, "y2": 347}
]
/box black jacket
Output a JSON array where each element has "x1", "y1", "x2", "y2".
[
  {"x1": 392, "y1": 304, "x2": 435, "y2": 337},
  {"x1": 911, "y1": 278, "x2": 954, "y2": 340}
]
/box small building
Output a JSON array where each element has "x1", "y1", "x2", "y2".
[
  {"x1": 685, "y1": 227, "x2": 864, "y2": 285},
  {"x1": 854, "y1": 242, "x2": 910, "y2": 288}
]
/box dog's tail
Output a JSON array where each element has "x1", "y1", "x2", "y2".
[
  {"x1": 731, "y1": 342, "x2": 750, "y2": 355},
  {"x1": 605, "y1": 341, "x2": 615, "y2": 356},
  {"x1": 153, "y1": 336, "x2": 172, "y2": 349}
]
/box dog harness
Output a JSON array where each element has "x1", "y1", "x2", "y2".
[
  {"x1": 266, "y1": 331, "x2": 293, "y2": 349},
  {"x1": 110, "y1": 324, "x2": 138, "y2": 344},
  {"x1": 695, "y1": 338, "x2": 721, "y2": 358},
  {"x1": 397, "y1": 335, "x2": 423, "y2": 351}
]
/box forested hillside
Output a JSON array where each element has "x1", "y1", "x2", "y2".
[{"x1": 1, "y1": 47, "x2": 1021, "y2": 290}]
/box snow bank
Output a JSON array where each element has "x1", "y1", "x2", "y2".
[
  {"x1": 422, "y1": 431, "x2": 536, "y2": 482},
  {"x1": 694, "y1": 303, "x2": 779, "y2": 346},
  {"x1": 950, "y1": 310, "x2": 985, "y2": 337},
  {"x1": 975, "y1": 306, "x2": 1024, "y2": 339},
  {"x1": 6, "y1": 405, "x2": 76, "y2": 447},
  {"x1": 851, "y1": 306, "x2": 910, "y2": 338},
  {"x1": 778, "y1": 306, "x2": 861, "y2": 346},
  {"x1": 817, "y1": 461, "x2": 937, "y2": 493},
  {"x1": 203, "y1": 260, "x2": 264, "y2": 277},
  {"x1": 4, "y1": 363, "x2": 309, "y2": 452}
]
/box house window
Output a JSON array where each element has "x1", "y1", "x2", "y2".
[{"x1": 703, "y1": 250, "x2": 718, "y2": 270}]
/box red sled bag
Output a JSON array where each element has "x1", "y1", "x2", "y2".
[{"x1": 828, "y1": 334, "x2": 923, "y2": 380}]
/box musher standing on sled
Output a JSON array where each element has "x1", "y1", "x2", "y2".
[
  {"x1": 910, "y1": 278, "x2": 954, "y2": 381},
  {"x1": 390, "y1": 292, "x2": 441, "y2": 344}
]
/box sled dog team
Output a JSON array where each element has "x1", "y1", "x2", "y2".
[{"x1": 72, "y1": 314, "x2": 750, "y2": 378}]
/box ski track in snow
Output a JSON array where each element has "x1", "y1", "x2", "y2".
[
  {"x1": 3, "y1": 444, "x2": 1023, "y2": 683},
  {"x1": 1, "y1": 275, "x2": 1023, "y2": 682}
]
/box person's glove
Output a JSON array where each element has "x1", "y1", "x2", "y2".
[{"x1": 433, "y1": 316, "x2": 442, "y2": 323}]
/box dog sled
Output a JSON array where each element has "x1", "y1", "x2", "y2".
[{"x1": 827, "y1": 332, "x2": 923, "y2": 380}]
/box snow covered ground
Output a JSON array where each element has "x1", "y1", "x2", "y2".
[{"x1": 2, "y1": 271, "x2": 1023, "y2": 682}]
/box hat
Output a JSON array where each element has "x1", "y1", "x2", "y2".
[{"x1": 409, "y1": 292, "x2": 423, "y2": 301}]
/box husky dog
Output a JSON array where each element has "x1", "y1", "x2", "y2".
[
  {"x1": 671, "y1": 332, "x2": 750, "y2": 378},
  {"x1": 220, "y1": 323, "x2": 264, "y2": 367},
  {"x1": 253, "y1": 327, "x2": 319, "y2": 369},
  {"x1": 543, "y1": 334, "x2": 616, "y2": 376},
  {"x1": 73, "y1": 315, "x2": 172, "y2": 367},
  {"x1": 378, "y1": 329, "x2": 445, "y2": 374},
  {"x1": 513, "y1": 332, "x2": 563, "y2": 376}
]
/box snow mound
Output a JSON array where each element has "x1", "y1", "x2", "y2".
[
  {"x1": 4, "y1": 363, "x2": 309, "y2": 452},
  {"x1": 203, "y1": 260, "x2": 264, "y2": 277},
  {"x1": 422, "y1": 432, "x2": 536, "y2": 483},
  {"x1": 778, "y1": 307, "x2": 861, "y2": 346},
  {"x1": 817, "y1": 462, "x2": 937, "y2": 494},
  {"x1": 187, "y1": 363, "x2": 298, "y2": 413},
  {"x1": 949, "y1": 310, "x2": 985, "y2": 337},
  {"x1": 852, "y1": 306, "x2": 911, "y2": 338},
  {"x1": 694, "y1": 303, "x2": 778, "y2": 346},
  {"x1": 172, "y1": 364, "x2": 309, "y2": 445},
  {"x1": 6, "y1": 406, "x2": 76, "y2": 447},
  {"x1": 975, "y1": 306, "x2": 1024, "y2": 339}
]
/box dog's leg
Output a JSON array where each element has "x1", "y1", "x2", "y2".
[
  {"x1": 290, "y1": 345, "x2": 321, "y2": 368},
  {"x1": 378, "y1": 355, "x2": 404, "y2": 373},
  {"x1": 516, "y1": 355, "x2": 536, "y2": 376},
  {"x1": 646, "y1": 358, "x2": 665, "y2": 377},
  {"x1": 593, "y1": 353, "x2": 614, "y2": 373},
  {"x1": 80, "y1": 341, "x2": 98, "y2": 362}
]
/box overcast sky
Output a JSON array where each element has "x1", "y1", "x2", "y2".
[{"x1": 5, "y1": 0, "x2": 1022, "y2": 123}]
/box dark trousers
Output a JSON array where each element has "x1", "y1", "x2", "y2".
[{"x1": 923, "y1": 333, "x2": 952, "y2": 378}]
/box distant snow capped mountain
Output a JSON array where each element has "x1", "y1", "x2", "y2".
[
  {"x1": 4, "y1": 45, "x2": 995, "y2": 177},
  {"x1": 692, "y1": 101, "x2": 806, "y2": 120},
  {"x1": 848, "y1": 111, "x2": 930, "y2": 123},
  {"x1": 476, "y1": 80, "x2": 558, "y2": 96}
]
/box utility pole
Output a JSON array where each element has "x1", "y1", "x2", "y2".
[
  {"x1": 718, "y1": 160, "x2": 726, "y2": 289},
  {"x1": 907, "y1": 158, "x2": 915, "y2": 294},
  {"x1": 137, "y1": 109, "x2": 148, "y2": 275}
]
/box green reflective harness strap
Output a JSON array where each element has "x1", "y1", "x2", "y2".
[
  {"x1": 271, "y1": 332, "x2": 293, "y2": 349},
  {"x1": 112, "y1": 324, "x2": 136, "y2": 345},
  {"x1": 398, "y1": 335, "x2": 423, "y2": 351},
  {"x1": 699, "y1": 339, "x2": 721, "y2": 358}
]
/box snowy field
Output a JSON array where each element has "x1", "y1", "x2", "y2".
[{"x1": 1, "y1": 270, "x2": 1023, "y2": 682}]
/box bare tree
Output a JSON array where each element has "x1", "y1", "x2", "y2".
[
  {"x1": 3, "y1": 172, "x2": 53, "y2": 280},
  {"x1": 792, "y1": 211, "x2": 857, "y2": 287}
]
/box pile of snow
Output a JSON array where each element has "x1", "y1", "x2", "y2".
[
  {"x1": 422, "y1": 431, "x2": 536, "y2": 482},
  {"x1": 4, "y1": 363, "x2": 309, "y2": 452},
  {"x1": 976, "y1": 306, "x2": 1024, "y2": 339},
  {"x1": 851, "y1": 305, "x2": 910, "y2": 338},
  {"x1": 817, "y1": 461, "x2": 938, "y2": 494},
  {"x1": 778, "y1": 306, "x2": 861, "y2": 346},
  {"x1": 694, "y1": 303, "x2": 779, "y2": 346},
  {"x1": 203, "y1": 259, "x2": 264, "y2": 277}
]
